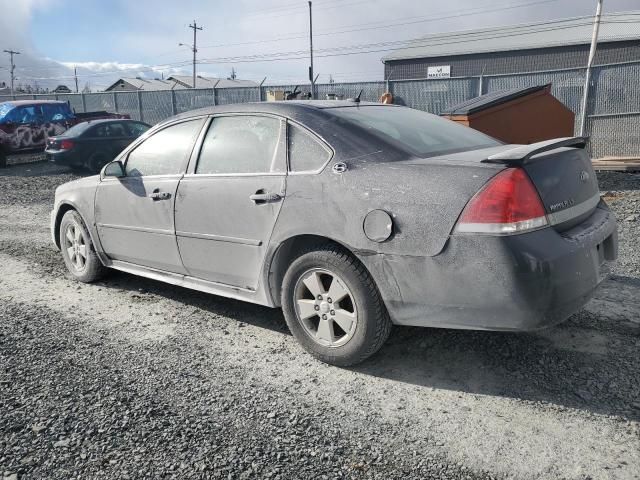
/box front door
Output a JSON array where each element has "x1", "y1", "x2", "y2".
[
  {"x1": 94, "y1": 118, "x2": 205, "y2": 273},
  {"x1": 175, "y1": 115, "x2": 286, "y2": 290}
]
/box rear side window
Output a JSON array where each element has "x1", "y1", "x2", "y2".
[
  {"x1": 196, "y1": 116, "x2": 282, "y2": 175},
  {"x1": 6, "y1": 105, "x2": 40, "y2": 124},
  {"x1": 287, "y1": 123, "x2": 332, "y2": 172},
  {"x1": 125, "y1": 119, "x2": 204, "y2": 177}
]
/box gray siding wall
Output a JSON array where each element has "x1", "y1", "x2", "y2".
[{"x1": 384, "y1": 40, "x2": 640, "y2": 79}]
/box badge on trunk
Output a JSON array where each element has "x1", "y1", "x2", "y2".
[{"x1": 580, "y1": 171, "x2": 589, "y2": 182}]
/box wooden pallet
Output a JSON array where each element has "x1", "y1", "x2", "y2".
[{"x1": 592, "y1": 157, "x2": 640, "y2": 172}]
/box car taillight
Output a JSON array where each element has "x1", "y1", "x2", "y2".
[
  {"x1": 60, "y1": 139, "x2": 74, "y2": 150},
  {"x1": 455, "y1": 168, "x2": 548, "y2": 235}
]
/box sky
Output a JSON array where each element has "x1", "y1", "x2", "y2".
[{"x1": 1, "y1": 0, "x2": 639, "y2": 91}]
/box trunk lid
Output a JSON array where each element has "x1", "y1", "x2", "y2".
[{"x1": 523, "y1": 147, "x2": 600, "y2": 230}]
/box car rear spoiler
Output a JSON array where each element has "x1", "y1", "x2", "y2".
[{"x1": 482, "y1": 137, "x2": 589, "y2": 165}]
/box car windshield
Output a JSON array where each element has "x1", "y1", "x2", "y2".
[
  {"x1": 328, "y1": 105, "x2": 500, "y2": 158},
  {"x1": 0, "y1": 103, "x2": 14, "y2": 123}
]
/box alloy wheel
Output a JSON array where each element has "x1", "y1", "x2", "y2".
[
  {"x1": 63, "y1": 222, "x2": 87, "y2": 272},
  {"x1": 293, "y1": 268, "x2": 358, "y2": 348}
]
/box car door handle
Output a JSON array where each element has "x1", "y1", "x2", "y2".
[
  {"x1": 149, "y1": 191, "x2": 172, "y2": 201},
  {"x1": 249, "y1": 192, "x2": 281, "y2": 204}
]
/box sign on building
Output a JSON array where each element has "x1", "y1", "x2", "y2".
[{"x1": 427, "y1": 65, "x2": 451, "y2": 79}]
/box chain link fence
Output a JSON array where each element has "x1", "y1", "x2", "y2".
[
  {"x1": 393, "y1": 77, "x2": 480, "y2": 114},
  {"x1": 1, "y1": 60, "x2": 639, "y2": 158}
]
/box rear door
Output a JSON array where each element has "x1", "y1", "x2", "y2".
[
  {"x1": 94, "y1": 118, "x2": 205, "y2": 273},
  {"x1": 175, "y1": 114, "x2": 286, "y2": 289}
]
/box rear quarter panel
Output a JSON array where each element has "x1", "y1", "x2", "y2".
[{"x1": 270, "y1": 153, "x2": 502, "y2": 259}]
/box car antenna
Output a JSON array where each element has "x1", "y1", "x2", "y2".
[{"x1": 350, "y1": 89, "x2": 363, "y2": 103}]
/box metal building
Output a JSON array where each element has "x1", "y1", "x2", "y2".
[{"x1": 382, "y1": 13, "x2": 640, "y2": 80}]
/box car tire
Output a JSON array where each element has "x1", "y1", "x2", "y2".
[
  {"x1": 281, "y1": 245, "x2": 392, "y2": 366},
  {"x1": 59, "y1": 210, "x2": 107, "y2": 283},
  {"x1": 0, "y1": 149, "x2": 7, "y2": 168},
  {"x1": 87, "y1": 152, "x2": 109, "y2": 174}
]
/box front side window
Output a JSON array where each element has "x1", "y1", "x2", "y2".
[
  {"x1": 125, "y1": 119, "x2": 204, "y2": 177},
  {"x1": 328, "y1": 106, "x2": 500, "y2": 158},
  {"x1": 196, "y1": 115, "x2": 282, "y2": 175},
  {"x1": 288, "y1": 123, "x2": 332, "y2": 172},
  {"x1": 7, "y1": 105, "x2": 40, "y2": 124}
]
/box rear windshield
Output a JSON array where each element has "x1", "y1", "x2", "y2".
[
  {"x1": 62, "y1": 122, "x2": 94, "y2": 136},
  {"x1": 328, "y1": 106, "x2": 500, "y2": 158}
]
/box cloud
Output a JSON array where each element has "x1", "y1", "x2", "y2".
[
  {"x1": 58, "y1": 61, "x2": 147, "y2": 72},
  {"x1": 0, "y1": 0, "x2": 57, "y2": 52}
]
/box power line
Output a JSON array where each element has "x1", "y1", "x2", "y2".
[
  {"x1": 244, "y1": 0, "x2": 369, "y2": 19},
  {"x1": 17, "y1": 18, "x2": 638, "y2": 81},
  {"x1": 195, "y1": 0, "x2": 563, "y2": 51},
  {"x1": 193, "y1": 19, "x2": 638, "y2": 65},
  {"x1": 244, "y1": 0, "x2": 345, "y2": 17},
  {"x1": 16, "y1": 15, "x2": 640, "y2": 83}
]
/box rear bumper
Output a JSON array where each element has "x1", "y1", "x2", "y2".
[
  {"x1": 46, "y1": 150, "x2": 79, "y2": 167},
  {"x1": 361, "y1": 203, "x2": 617, "y2": 331}
]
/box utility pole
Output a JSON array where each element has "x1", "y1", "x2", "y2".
[
  {"x1": 579, "y1": 0, "x2": 603, "y2": 137},
  {"x1": 3, "y1": 49, "x2": 20, "y2": 96},
  {"x1": 188, "y1": 21, "x2": 203, "y2": 88},
  {"x1": 74, "y1": 66, "x2": 79, "y2": 93},
  {"x1": 308, "y1": 1, "x2": 314, "y2": 99}
]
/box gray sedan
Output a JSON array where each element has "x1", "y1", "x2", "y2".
[{"x1": 51, "y1": 101, "x2": 618, "y2": 366}]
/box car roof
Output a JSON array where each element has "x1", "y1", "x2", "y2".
[
  {"x1": 171, "y1": 100, "x2": 399, "y2": 122},
  {"x1": 73, "y1": 118, "x2": 145, "y2": 127},
  {"x1": 0, "y1": 100, "x2": 69, "y2": 107}
]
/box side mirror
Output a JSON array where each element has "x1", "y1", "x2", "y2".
[{"x1": 102, "y1": 160, "x2": 125, "y2": 179}]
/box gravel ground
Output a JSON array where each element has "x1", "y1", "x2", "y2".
[{"x1": 1, "y1": 162, "x2": 639, "y2": 480}]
